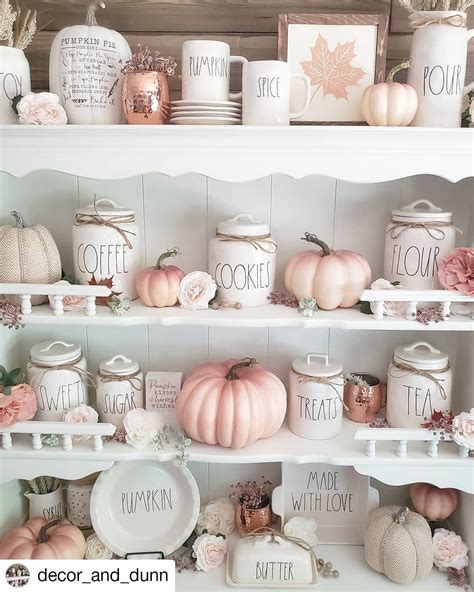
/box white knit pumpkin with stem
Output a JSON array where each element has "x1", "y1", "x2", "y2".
[
  {"x1": 0, "y1": 211, "x2": 62, "y2": 304},
  {"x1": 364, "y1": 505, "x2": 433, "y2": 584}
]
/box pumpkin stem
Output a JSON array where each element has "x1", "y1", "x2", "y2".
[
  {"x1": 301, "y1": 232, "x2": 331, "y2": 257},
  {"x1": 386, "y1": 59, "x2": 411, "y2": 84},
  {"x1": 226, "y1": 357, "x2": 257, "y2": 380},
  {"x1": 37, "y1": 517, "x2": 65, "y2": 544},
  {"x1": 394, "y1": 506, "x2": 409, "y2": 525},
  {"x1": 86, "y1": 1, "x2": 105, "y2": 26},
  {"x1": 155, "y1": 247, "x2": 180, "y2": 270},
  {"x1": 11, "y1": 211, "x2": 26, "y2": 228}
]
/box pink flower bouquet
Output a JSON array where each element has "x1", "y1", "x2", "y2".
[
  {"x1": 438, "y1": 248, "x2": 474, "y2": 296},
  {"x1": 0, "y1": 384, "x2": 37, "y2": 426}
]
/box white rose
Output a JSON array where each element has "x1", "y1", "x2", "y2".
[
  {"x1": 284, "y1": 517, "x2": 318, "y2": 548},
  {"x1": 48, "y1": 280, "x2": 86, "y2": 312},
  {"x1": 85, "y1": 533, "x2": 114, "y2": 560},
  {"x1": 452, "y1": 408, "x2": 474, "y2": 451},
  {"x1": 196, "y1": 497, "x2": 235, "y2": 536},
  {"x1": 178, "y1": 271, "x2": 216, "y2": 310},
  {"x1": 369, "y1": 278, "x2": 407, "y2": 318},
  {"x1": 192, "y1": 533, "x2": 227, "y2": 572},
  {"x1": 433, "y1": 528, "x2": 469, "y2": 572},
  {"x1": 123, "y1": 408, "x2": 163, "y2": 449},
  {"x1": 17, "y1": 92, "x2": 68, "y2": 125},
  {"x1": 63, "y1": 404, "x2": 98, "y2": 442}
]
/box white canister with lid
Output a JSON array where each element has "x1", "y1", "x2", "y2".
[
  {"x1": 208, "y1": 213, "x2": 277, "y2": 307},
  {"x1": 96, "y1": 354, "x2": 144, "y2": 428},
  {"x1": 27, "y1": 341, "x2": 89, "y2": 421},
  {"x1": 73, "y1": 197, "x2": 141, "y2": 301},
  {"x1": 387, "y1": 341, "x2": 452, "y2": 428},
  {"x1": 383, "y1": 199, "x2": 456, "y2": 290},
  {"x1": 289, "y1": 353, "x2": 344, "y2": 440}
]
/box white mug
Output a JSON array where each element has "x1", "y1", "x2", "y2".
[
  {"x1": 182, "y1": 40, "x2": 247, "y2": 102},
  {"x1": 242, "y1": 61, "x2": 310, "y2": 125}
]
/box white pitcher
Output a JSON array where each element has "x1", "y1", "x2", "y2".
[
  {"x1": 407, "y1": 11, "x2": 474, "y2": 127},
  {"x1": 26, "y1": 488, "x2": 65, "y2": 520}
]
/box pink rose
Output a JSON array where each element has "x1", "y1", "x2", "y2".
[
  {"x1": 178, "y1": 272, "x2": 217, "y2": 310},
  {"x1": 63, "y1": 404, "x2": 99, "y2": 442},
  {"x1": 452, "y1": 409, "x2": 474, "y2": 450},
  {"x1": 0, "y1": 384, "x2": 37, "y2": 426},
  {"x1": 192, "y1": 533, "x2": 227, "y2": 572},
  {"x1": 369, "y1": 278, "x2": 407, "y2": 317},
  {"x1": 17, "y1": 92, "x2": 68, "y2": 125},
  {"x1": 438, "y1": 248, "x2": 474, "y2": 296},
  {"x1": 433, "y1": 528, "x2": 469, "y2": 572},
  {"x1": 48, "y1": 281, "x2": 86, "y2": 312}
]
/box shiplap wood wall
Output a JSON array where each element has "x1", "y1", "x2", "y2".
[{"x1": 21, "y1": 0, "x2": 474, "y2": 94}]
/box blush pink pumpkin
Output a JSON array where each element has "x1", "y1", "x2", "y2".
[
  {"x1": 284, "y1": 233, "x2": 372, "y2": 311},
  {"x1": 361, "y1": 60, "x2": 418, "y2": 127},
  {"x1": 410, "y1": 483, "x2": 459, "y2": 521},
  {"x1": 135, "y1": 248, "x2": 185, "y2": 307},
  {"x1": 0, "y1": 517, "x2": 86, "y2": 559},
  {"x1": 176, "y1": 357, "x2": 287, "y2": 449}
]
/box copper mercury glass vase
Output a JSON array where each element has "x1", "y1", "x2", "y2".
[
  {"x1": 122, "y1": 72, "x2": 170, "y2": 124},
  {"x1": 235, "y1": 500, "x2": 272, "y2": 535},
  {"x1": 344, "y1": 373, "x2": 383, "y2": 423}
]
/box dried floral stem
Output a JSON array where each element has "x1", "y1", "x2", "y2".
[
  {"x1": 399, "y1": 0, "x2": 473, "y2": 11},
  {"x1": 0, "y1": 1, "x2": 38, "y2": 50},
  {"x1": 122, "y1": 44, "x2": 178, "y2": 76},
  {"x1": 230, "y1": 478, "x2": 273, "y2": 510},
  {"x1": 23, "y1": 476, "x2": 61, "y2": 495}
]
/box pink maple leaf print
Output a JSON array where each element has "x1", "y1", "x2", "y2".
[{"x1": 300, "y1": 34, "x2": 366, "y2": 100}]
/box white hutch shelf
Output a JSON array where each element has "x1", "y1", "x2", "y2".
[
  {"x1": 1, "y1": 125, "x2": 473, "y2": 182},
  {"x1": 14, "y1": 301, "x2": 474, "y2": 330}
]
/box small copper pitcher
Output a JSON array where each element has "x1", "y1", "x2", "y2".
[
  {"x1": 235, "y1": 500, "x2": 272, "y2": 535},
  {"x1": 344, "y1": 373, "x2": 383, "y2": 423}
]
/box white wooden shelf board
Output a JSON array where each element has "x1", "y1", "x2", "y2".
[
  {"x1": 16, "y1": 302, "x2": 474, "y2": 330},
  {"x1": 2, "y1": 422, "x2": 472, "y2": 491},
  {"x1": 177, "y1": 542, "x2": 449, "y2": 591},
  {"x1": 1, "y1": 125, "x2": 473, "y2": 183}
]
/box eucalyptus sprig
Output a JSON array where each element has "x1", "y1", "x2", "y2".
[{"x1": 0, "y1": 365, "x2": 24, "y2": 394}]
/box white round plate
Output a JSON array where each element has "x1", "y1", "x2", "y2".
[
  {"x1": 171, "y1": 116, "x2": 241, "y2": 125},
  {"x1": 172, "y1": 99, "x2": 241, "y2": 108},
  {"x1": 90, "y1": 460, "x2": 200, "y2": 557},
  {"x1": 171, "y1": 105, "x2": 241, "y2": 113},
  {"x1": 170, "y1": 110, "x2": 241, "y2": 119}
]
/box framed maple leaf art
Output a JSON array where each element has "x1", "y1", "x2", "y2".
[{"x1": 278, "y1": 13, "x2": 389, "y2": 124}]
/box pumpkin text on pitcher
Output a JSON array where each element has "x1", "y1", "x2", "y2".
[
  {"x1": 214, "y1": 262, "x2": 271, "y2": 291},
  {"x1": 389, "y1": 244, "x2": 440, "y2": 278},
  {"x1": 423, "y1": 64, "x2": 462, "y2": 96},
  {"x1": 76, "y1": 242, "x2": 129, "y2": 276},
  {"x1": 297, "y1": 394, "x2": 339, "y2": 422},
  {"x1": 189, "y1": 56, "x2": 228, "y2": 78},
  {"x1": 404, "y1": 384, "x2": 435, "y2": 417},
  {"x1": 38, "y1": 380, "x2": 86, "y2": 411},
  {"x1": 103, "y1": 391, "x2": 137, "y2": 415},
  {"x1": 121, "y1": 488, "x2": 173, "y2": 514}
]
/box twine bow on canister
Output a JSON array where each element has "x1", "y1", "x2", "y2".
[
  {"x1": 74, "y1": 197, "x2": 137, "y2": 250},
  {"x1": 216, "y1": 232, "x2": 278, "y2": 254},
  {"x1": 386, "y1": 221, "x2": 461, "y2": 241},
  {"x1": 244, "y1": 526, "x2": 316, "y2": 558},
  {"x1": 389, "y1": 359, "x2": 449, "y2": 400},
  {"x1": 97, "y1": 368, "x2": 143, "y2": 390},
  {"x1": 30, "y1": 354, "x2": 96, "y2": 390},
  {"x1": 296, "y1": 371, "x2": 349, "y2": 411}
]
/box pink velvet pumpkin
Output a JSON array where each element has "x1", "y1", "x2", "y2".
[
  {"x1": 0, "y1": 517, "x2": 86, "y2": 559},
  {"x1": 136, "y1": 248, "x2": 185, "y2": 307},
  {"x1": 284, "y1": 233, "x2": 372, "y2": 311},
  {"x1": 176, "y1": 357, "x2": 287, "y2": 449},
  {"x1": 410, "y1": 483, "x2": 459, "y2": 521}
]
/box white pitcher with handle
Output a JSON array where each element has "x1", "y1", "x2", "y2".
[{"x1": 407, "y1": 11, "x2": 474, "y2": 127}]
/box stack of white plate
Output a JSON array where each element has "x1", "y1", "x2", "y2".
[{"x1": 169, "y1": 100, "x2": 241, "y2": 125}]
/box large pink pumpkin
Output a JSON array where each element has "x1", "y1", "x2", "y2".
[
  {"x1": 176, "y1": 358, "x2": 287, "y2": 449},
  {"x1": 136, "y1": 248, "x2": 185, "y2": 307},
  {"x1": 410, "y1": 483, "x2": 459, "y2": 521},
  {"x1": 284, "y1": 233, "x2": 372, "y2": 310},
  {"x1": 0, "y1": 517, "x2": 86, "y2": 559}
]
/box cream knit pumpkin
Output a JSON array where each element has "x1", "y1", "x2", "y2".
[
  {"x1": 364, "y1": 505, "x2": 433, "y2": 584},
  {"x1": 0, "y1": 211, "x2": 62, "y2": 305}
]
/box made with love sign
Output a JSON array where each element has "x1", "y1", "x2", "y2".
[{"x1": 272, "y1": 463, "x2": 379, "y2": 544}]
